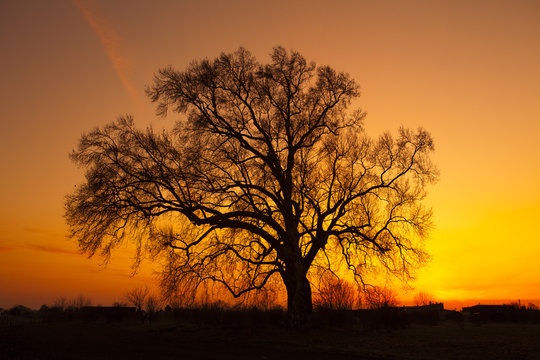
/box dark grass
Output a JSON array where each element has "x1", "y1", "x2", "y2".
[{"x1": 2, "y1": 311, "x2": 540, "y2": 359}]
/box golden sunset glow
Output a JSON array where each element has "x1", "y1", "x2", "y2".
[{"x1": 1, "y1": 0, "x2": 539, "y2": 310}]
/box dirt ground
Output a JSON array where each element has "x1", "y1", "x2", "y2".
[{"x1": 2, "y1": 319, "x2": 540, "y2": 359}]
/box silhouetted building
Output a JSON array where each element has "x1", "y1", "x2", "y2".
[
  {"x1": 462, "y1": 304, "x2": 523, "y2": 322},
  {"x1": 402, "y1": 303, "x2": 444, "y2": 312},
  {"x1": 400, "y1": 302, "x2": 445, "y2": 320}
]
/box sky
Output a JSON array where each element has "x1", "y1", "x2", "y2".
[{"x1": 1, "y1": 0, "x2": 539, "y2": 310}]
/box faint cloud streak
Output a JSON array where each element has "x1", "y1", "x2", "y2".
[
  {"x1": 0, "y1": 245, "x2": 12, "y2": 252},
  {"x1": 23, "y1": 227, "x2": 64, "y2": 238},
  {"x1": 24, "y1": 244, "x2": 79, "y2": 256},
  {"x1": 74, "y1": 0, "x2": 141, "y2": 110}
]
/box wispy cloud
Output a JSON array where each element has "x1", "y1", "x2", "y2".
[
  {"x1": 0, "y1": 245, "x2": 13, "y2": 252},
  {"x1": 74, "y1": 0, "x2": 141, "y2": 110},
  {"x1": 23, "y1": 227, "x2": 64, "y2": 238},
  {"x1": 24, "y1": 244, "x2": 79, "y2": 256}
]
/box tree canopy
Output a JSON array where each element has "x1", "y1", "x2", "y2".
[{"x1": 65, "y1": 47, "x2": 437, "y2": 326}]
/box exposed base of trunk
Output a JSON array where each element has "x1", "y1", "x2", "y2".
[{"x1": 285, "y1": 273, "x2": 313, "y2": 328}]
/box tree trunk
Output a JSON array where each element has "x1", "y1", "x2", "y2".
[{"x1": 284, "y1": 268, "x2": 313, "y2": 328}]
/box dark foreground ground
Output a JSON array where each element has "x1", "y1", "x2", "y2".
[{"x1": 2, "y1": 315, "x2": 540, "y2": 359}]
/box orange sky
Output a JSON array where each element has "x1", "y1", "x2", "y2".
[{"x1": 1, "y1": 0, "x2": 539, "y2": 310}]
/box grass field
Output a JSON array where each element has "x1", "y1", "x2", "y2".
[{"x1": 2, "y1": 314, "x2": 540, "y2": 360}]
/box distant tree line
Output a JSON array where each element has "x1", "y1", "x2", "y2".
[{"x1": 2, "y1": 290, "x2": 540, "y2": 329}]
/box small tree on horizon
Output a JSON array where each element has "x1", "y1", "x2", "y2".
[
  {"x1": 144, "y1": 294, "x2": 162, "y2": 325},
  {"x1": 124, "y1": 286, "x2": 149, "y2": 312},
  {"x1": 414, "y1": 291, "x2": 436, "y2": 306},
  {"x1": 363, "y1": 286, "x2": 398, "y2": 309},
  {"x1": 314, "y1": 275, "x2": 358, "y2": 310},
  {"x1": 65, "y1": 47, "x2": 437, "y2": 327},
  {"x1": 68, "y1": 294, "x2": 92, "y2": 309},
  {"x1": 52, "y1": 297, "x2": 68, "y2": 311}
]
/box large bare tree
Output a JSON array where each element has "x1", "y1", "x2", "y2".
[{"x1": 65, "y1": 47, "x2": 437, "y2": 326}]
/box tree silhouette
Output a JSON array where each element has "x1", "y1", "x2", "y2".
[
  {"x1": 414, "y1": 291, "x2": 436, "y2": 306},
  {"x1": 314, "y1": 275, "x2": 357, "y2": 310},
  {"x1": 65, "y1": 47, "x2": 437, "y2": 327},
  {"x1": 124, "y1": 286, "x2": 149, "y2": 312},
  {"x1": 364, "y1": 286, "x2": 398, "y2": 309}
]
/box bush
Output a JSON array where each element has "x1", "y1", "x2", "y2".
[{"x1": 314, "y1": 276, "x2": 358, "y2": 311}]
